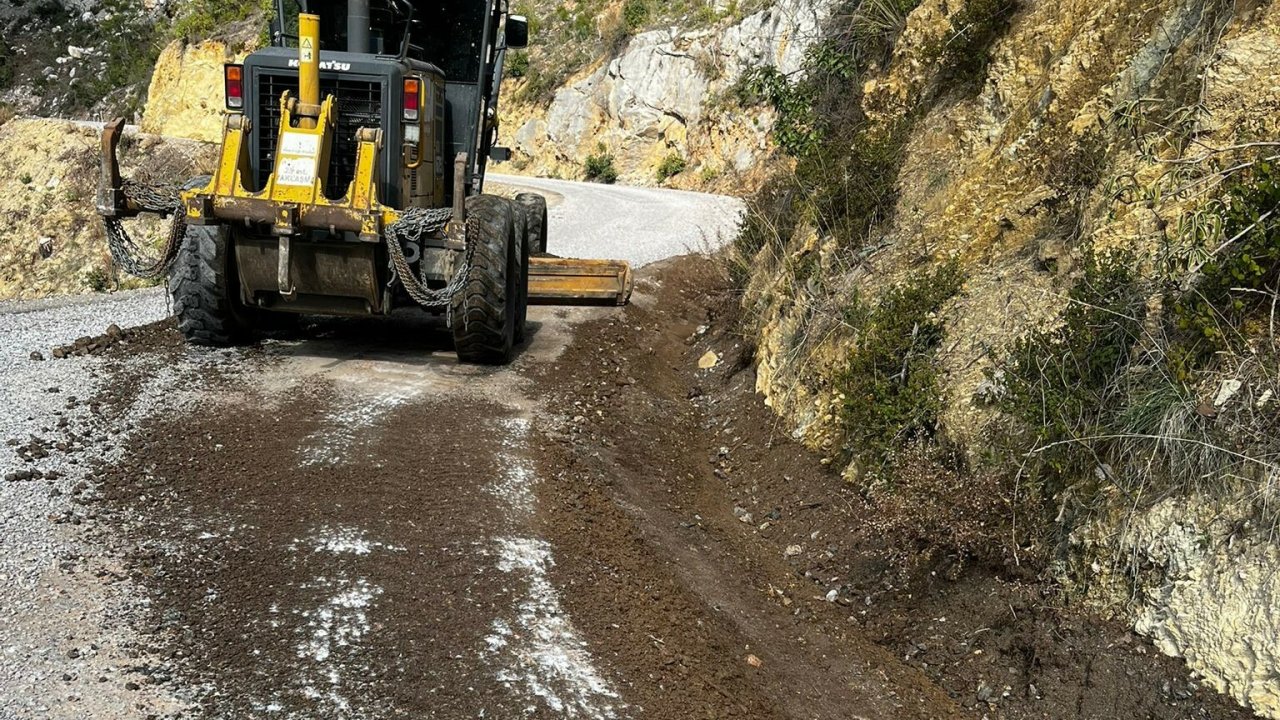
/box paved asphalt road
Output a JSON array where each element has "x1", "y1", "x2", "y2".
[{"x1": 489, "y1": 174, "x2": 744, "y2": 268}]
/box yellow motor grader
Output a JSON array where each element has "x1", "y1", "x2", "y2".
[{"x1": 96, "y1": 0, "x2": 631, "y2": 364}]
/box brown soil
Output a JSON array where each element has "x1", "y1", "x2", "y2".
[
  {"x1": 49, "y1": 318, "x2": 184, "y2": 360},
  {"x1": 522, "y1": 255, "x2": 1260, "y2": 720},
  {"x1": 94, "y1": 376, "x2": 575, "y2": 717},
  {"x1": 77, "y1": 256, "x2": 1261, "y2": 719}
]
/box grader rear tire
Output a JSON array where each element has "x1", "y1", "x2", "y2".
[
  {"x1": 511, "y1": 203, "x2": 531, "y2": 344},
  {"x1": 515, "y1": 192, "x2": 548, "y2": 255},
  {"x1": 452, "y1": 195, "x2": 520, "y2": 365},
  {"x1": 168, "y1": 224, "x2": 256, "y2": 347}
]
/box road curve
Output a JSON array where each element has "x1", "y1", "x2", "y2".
[
  {"x1": 489, "y1": 173, "x2": 744, "y2": 268},
  {"x1": 0, "y1": 178, "x2": 743, "y2": 720}
]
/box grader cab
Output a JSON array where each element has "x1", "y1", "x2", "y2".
[{"x1": 97, "y1": 0, "x2": 632, "y2": 364}]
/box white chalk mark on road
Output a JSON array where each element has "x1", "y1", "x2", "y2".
[{"x1": 482, "y1": 415, "x2": 624, "y2": 719}]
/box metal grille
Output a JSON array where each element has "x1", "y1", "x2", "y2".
[{"x1": 256, "y1": 73, "x2": 384, "y2": 198}]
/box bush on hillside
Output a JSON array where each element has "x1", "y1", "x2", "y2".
[
  {"x1": 656, "y1": 153, "x2": 687, "y2": 182},
  {"x1": 584, "y1": 150, "x2": 619, "y2": 184}
]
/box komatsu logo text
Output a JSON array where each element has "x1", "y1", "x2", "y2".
[{"x1": 288, "y1": 59, "x2": 352, "y2": 71}]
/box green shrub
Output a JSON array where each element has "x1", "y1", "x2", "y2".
[
  {"x1": 656, "y1": 153, "x2": 687, "y2": 182},
  {"x1": 834, "y1": 260, "x2": 965, "y2": 469},
  {"x1": 84, "y1": 267, "x2": 113, "y2": 293},
  {"x1": 507, "y1": 51, "x2": 530, "y2": 78},
  {"x1": 1171, "y1": 162, "x2": 1280, "y2": 367},
  {"x1": 623, "y1": 0, "x2": 651, "y2": 32},
  {"x1": 735, "y1": 65, "x2": 820, "y2": 157},
  {"x1": 730, "y1": 173, "x2": 802, "y2": 287},
  {"x1": 169, "y1": 0, "x2": 267, "y2": 42},
  {"x1": 998, "y1": 252, "x2": 1145, "y2": 482},
  {"x1": 850, "y1": 0, "x2": 920, "y2": 57},
  {"x1": 584, "y1": 150, "x2": 619, "y2": 184}
]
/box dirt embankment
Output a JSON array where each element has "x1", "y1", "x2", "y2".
[
  {"x1": 0, "y1": 118, "x2": 214, "y2": 303},
  {"x1": 525, "y1": 255, "x2": 1261, "y2": 719}
]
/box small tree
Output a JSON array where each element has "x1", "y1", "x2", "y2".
[{"x1": 656, "y1": 153, "x2": 687, "y2": 182}]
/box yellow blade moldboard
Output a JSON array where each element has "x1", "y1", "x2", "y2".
[{"x1": 528, "y1": 256, "x2": 634, "y2": 306}]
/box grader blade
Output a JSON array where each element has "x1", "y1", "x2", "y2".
[{"x1": 528, "y1": 256, "x2": 634, "y2": 306}]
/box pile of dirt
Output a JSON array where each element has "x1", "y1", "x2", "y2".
[
  {"x1": 42, "y1": 319, "x2": 181, "y2": 360},
  {"x1": 525, "y1": 255, "x2": 1260, "y2": 719}
]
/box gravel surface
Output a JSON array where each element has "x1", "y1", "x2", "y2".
[
  {"x1": 489, "y1": 174, "x2": 745, "y2": 268},
  {"x1": 0, "y1": 287, "x2": 179, "y2": 719},
  {"x1": 0, "y1": 178, "x2": 1244, "y2": 720}
]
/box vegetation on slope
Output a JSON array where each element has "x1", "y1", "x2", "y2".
[
  {"x1": 508, "y1": 0, "x2": 769, "y2": 103},
  {"x1": 732, "y1": 0, "x2": 1280, "y2": 576},
  {"x1": 0, "y1": 0, "x2": 267, "y2": 118}
]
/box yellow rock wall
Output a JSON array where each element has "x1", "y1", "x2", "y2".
[{"x1": 142, "y1": 40, "x2": 251, "y2": 143}]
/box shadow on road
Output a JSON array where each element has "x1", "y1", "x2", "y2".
[{"x1": 258, "y1": 311, "x2": 545, "y2": 375}]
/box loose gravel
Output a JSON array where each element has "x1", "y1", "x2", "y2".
[
  {"x1": 0, "y1": 177, "x2": 744, "y2": 719},
  {"x1": 0, "y1": 287, "x2": 183, "y2": 720}
]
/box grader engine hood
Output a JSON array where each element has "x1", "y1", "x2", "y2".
[{"x1": 241, "y1": 47, "x2": 411, "y2": 206}]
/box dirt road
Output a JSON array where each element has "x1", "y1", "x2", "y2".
[{"x1": 0, "y1": 180, "x2": 1258, "y2": 720}]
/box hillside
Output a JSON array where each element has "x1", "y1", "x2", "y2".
[
  {"x1": 726, "y1": 0, "x2": 1280, "y2": 716},
  {"x1": 498, "y1": 0, "x2": 832, "y2": 189}
]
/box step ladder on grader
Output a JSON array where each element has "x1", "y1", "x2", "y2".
[{"x1": 96, "y1": 0, "x2": 632, "y2": 364}]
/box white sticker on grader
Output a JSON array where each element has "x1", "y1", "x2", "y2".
[
  {"x1": 276, "y1": 132, "x2": 320, "y2": 187},
  {"x1": 281, "y1": 132, "x2": 320, "y2": 157},
  {"x1": 276, "y1": 157, "x2": 317, "y2": 187}
]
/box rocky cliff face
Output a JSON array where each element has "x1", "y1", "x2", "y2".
[
  {"x1": 734, "y1": 0, "x2": 1280, "y2": 715},
  {"x1": 501, "y1": 0, "x2": 839, "y2": 187},
  {"x1": 142, "y1": 40, "x2": 251, "y2": 142}
]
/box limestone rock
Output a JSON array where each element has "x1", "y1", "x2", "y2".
[{"x1": 142, "y1": 40, "x2": 250, "y2": 143}]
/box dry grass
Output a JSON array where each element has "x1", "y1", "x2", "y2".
[{"x1": 862, "y1": 442, "x2": 1038, "y2": 572}]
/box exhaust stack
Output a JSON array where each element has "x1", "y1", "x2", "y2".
[
  {"x1": 296, "y1": 12, "x2": 321, "y2": 129},
  {"x1": 347, "y1": 0, "x2": 371, "y2": 54}
]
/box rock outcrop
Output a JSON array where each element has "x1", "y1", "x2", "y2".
[
  {"x1": 142, "y1": 40, "x2": 248, "y2": 143},
  {"x1": 502, "y1": 0, "x2": 839, "y2": 186},
  {"x1": 739, "y1": 0, "x2": 1280, "y2": 715}
]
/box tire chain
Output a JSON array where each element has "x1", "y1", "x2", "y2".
[
  {"x1": 383, "y1": 207, "x2": 473, "y2": 309},
  {"x1": 103, "y1": 180, "x2": 187, "y2": 279},
  {"x1": 108, "y1": 181, "x2": 470, "y2": 309}
]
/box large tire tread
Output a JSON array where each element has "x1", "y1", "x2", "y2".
[
  {"x1": 168, "y1": 224, "x2": 254, "y2": 347},
  {"x1": 515, "y1": 192, "x2": 548, "y2": 255},
  {"x1": 452, "y1": 195, "x2": 518, "y2": 365}
]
